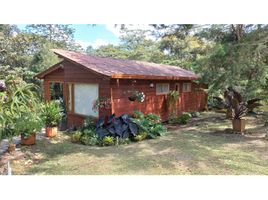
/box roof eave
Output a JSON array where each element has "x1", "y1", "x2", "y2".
[
  {"x1": 111, "y1": 74, "x2": 198, "y2": 80},
  {"x1": 35, "y1": 60, "x2": 64, "y2": 79}
]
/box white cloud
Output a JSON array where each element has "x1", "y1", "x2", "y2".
[
  {"x1": 105, "y1": 24, "x2": 157, "y2": 40},
  {"x1": 76, "y1": 39, "x2": 109, "y2": 50}
]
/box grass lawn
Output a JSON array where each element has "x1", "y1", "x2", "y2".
[{"x1": 2, "y1": 111, "x2": 268, "y2": 175}]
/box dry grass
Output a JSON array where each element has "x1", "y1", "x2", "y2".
[{"x1": 2, "y1": 110, "x2": 268, "y2": 175}]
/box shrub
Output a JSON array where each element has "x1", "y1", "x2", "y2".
[
  {"x1": 133, "y1": 113, "x2": 167, "y2": 139},
  {"x1": 0, "y1": 76, "x2": 41, "y2": 143},
  {"x1": 134, "y1": 131, "x2": 148, "y2": 141},
  {"x1": 70, "y1": 131, "x2": 82, "y2": 143},
  {"x1": 118, "y1": 138, "x2": 130, "y2": 145},
  {"x1": 80, "y1": 134, "x2": 99, "y2": 146},
  {"x1": 102, "y1": 136, "x2": 114, "y2": 146},
  {"x1": 133, "y1": 110, "x2": 145, "y2": 119},
  {"x1": 96, "y1": 114, "x2": 138, "y2": 139},
  {"x1": 190, "y1": 111, "x2": 201, "y2": 118},
  {"x1": 178, "y1": 112, "x2": 192, "y2": 124}
]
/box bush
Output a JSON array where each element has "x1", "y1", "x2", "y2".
[
  {"x1": 118, "y1": 138, "x2": 130, "y2": 145},
  {"x1": 70, "y1": 131, "x2": 82, "y2": 143},
  {"x1": 178, "y1": 112, "x2": 192, "y2": 124},
  {"x1": 190, "y1": 111, "x2": 201, "y2": 118},
  {"x1": 102, "y1": 136, "x2": 114, "y2": 146},
  {"x1": 134, "y1": 131, "x2": 148, "y2": 141},
  {"x1": 80, "y1": 134, "x2": 99, "y2": 146},
  {"x1": 69, "y1": 112, "x2": 166, "y2": 147},
  {"x1": 133, "y1": 113, "x2": 167, "y2": 139}
]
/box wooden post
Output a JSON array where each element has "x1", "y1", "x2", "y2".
[{"x1": 43, "y1": 80, "x2": 51, "y2": 102}]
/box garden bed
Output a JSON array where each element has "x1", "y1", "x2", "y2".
[{"x1": 1, "y1": 111, "x2": 268, "y2": 175}]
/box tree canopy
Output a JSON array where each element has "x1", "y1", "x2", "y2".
[{"x1": 1, "y1": 24, "x2": 268, "y2": 100}]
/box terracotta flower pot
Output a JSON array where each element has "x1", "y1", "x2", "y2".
[
  {"x1": 45, "y1": 126, "x2": 58, "y2": 138},
  {"x1": 232, "y1": 119, "x2": 246, "y2": 133},
  {"x1": 8, "y1": 143, "x2": 16, "y2": 153},
  {"x1": 21, "y1": 133, "x2": 36, "y2": 145},
  {"x1": 226, "y1": 108, "x2": 232, "y2": 119}
]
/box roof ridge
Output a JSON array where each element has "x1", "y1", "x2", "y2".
[{"x1": 51, "y1": 49, "x2": 186, "y2": 70}]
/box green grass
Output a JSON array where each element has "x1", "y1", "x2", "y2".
[{"x1": 10, "y1": 111, "x2": 268, "y2": 175}]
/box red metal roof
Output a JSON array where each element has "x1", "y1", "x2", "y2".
[{"x1": 43, "y1": 49, "x2": 198, "y2": 80}]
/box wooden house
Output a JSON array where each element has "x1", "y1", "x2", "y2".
[{"x1": 36, "y1": 49, "x2": 207, "y2": 127}]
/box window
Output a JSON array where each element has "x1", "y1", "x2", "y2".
[
  {"x1": 175, "y1": 83, "x2": 180, "y2": 92},
  {"x1": 182, "y1": 83, "x2": 191, "y2": 92},
  {"x1": 74, "y1": 83, "x2": 99, "y2": 117},
  {"x1": 156, "y1": 83, "x2": 170, "y2": 95}
]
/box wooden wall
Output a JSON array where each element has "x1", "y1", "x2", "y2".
[
  {"x1": 111, "y1": 79, "x2": 207, "y2": 121},
  {"x1": 42, "y1": 60, "x2": 207, "y2": 127},
  {"x1": 43, "y1": 60, "x2": 111, "y2": 128}
]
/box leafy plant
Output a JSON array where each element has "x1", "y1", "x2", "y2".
[
  {"x1": 230, "y1": 98, "x2": 248, "y2": 119},
  {"x1": 190, "y1": 111, "x2": 201, "y2": 118},
  {"x1": 15, "y1": 111, "x2": 43, "y2": 138},
  {"x1": 42, "y1": 101, "x2": 63, "y2": 127},
  {"x1": 213, "y1": 87, "x2": 262, "y2": 112},
  {"x1": 132, "y1": 112, "x2": 166, "y2": 139},
  {"x1": 0, "y1": 76, "x2": 41, "y2": 143},
  {"x1": 167, "y1": 90, "x2": 179, "y2": 108},
  {"x1": 96, "y1": 114, "x2": 139, "y2": 139},
  {"x1": 177, "y1": 112, "x2": 192, "y2": 124},
  {"x1": 102, "y1": 136, "x2": 114, "y2": 146},
  {"x1": 134, "y1": 131, "x2": 148, "y2": 141},
  {"x1": 128, "y1": 91, "x2": 145, "y2": 102},
  {"x1": 70, "y1": 130, "x2": 82, "y2": 143},
  {"x1": 80, "y1": 134, "x2": 99, "y2": 146},
  {"x1": 133, "y1": 110, "x2": 145, "y2": 119}
]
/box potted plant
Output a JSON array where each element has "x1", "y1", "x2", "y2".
[
  {"x1": 42, "y1": 101, "x2": 63, "y2": 138},
  {"x1": 230, "y1": 98, "x2": 248, "y2": 133},
  {"x1": 2, "y1": 125, "x2": 17, "y2": 153},
  {"x1": 128, "y1": 91, "x2": 145, "y2": 102},
  {"x1": 15, "y1": 112, "x2": 43, "y2": 145}
]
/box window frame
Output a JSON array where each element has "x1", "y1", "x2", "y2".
[
  {"x1": 156, "y1": 83, "x2": 170, "y2": 95},
  {"x1": 72, "y1": 83, "x2": 99, "y2": 117},
  {"x1": 182, "y1": 82, "x2": 191, "y2": 92}
]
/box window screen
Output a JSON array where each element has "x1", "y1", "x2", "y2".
[{"x1": 74, "y1": 83, "x2": 99, "y2": 117}]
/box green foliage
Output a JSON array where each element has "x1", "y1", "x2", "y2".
[
  {"x1": 167, "y1": 90, "x2": 180, "y2": 123},
  {"x1": 133, "y1": 110, "x2": 145, "y2": 119},
  {"x1": 134, "y1": 131, "x2": 148, "y2": 142},
  {"x1": 70, "y1": 131, "x2": 82, "y2": 143},
  {"x1": 15, "y1": 111, "x2": 43, "y2": 138},
  {"x1": 133, "y1": 112, "x2": 166, "y2": 139},
  {"x1": 0, "y1": 76, "x2": 41, "y2": 142},
  {"x1": 83, "y1": 116, "x2": 96, "y2": 130},
  {"x1": 190, "y1": 111, "x2": 201, "y2": 118},
  {"x1": 177, "y1": 112, "x2": 192, "y2": 124},
  {"x1": 42, "y1": 101, "x2": 63, "y2": 127},
  {"x1": 102, "y1": 136, "x2": 114, "y2": 146},
  {"x1": 80, "y1": 134, "x2": 99, "y2": 146},
  {"x1": 118, "y1": 138, "x2": 130, "y2": 145}
]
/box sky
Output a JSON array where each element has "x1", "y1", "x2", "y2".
[{"x1": 16, "y1": 24, "x2": 122, "y2": 49}]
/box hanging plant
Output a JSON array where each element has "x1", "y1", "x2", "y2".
[
  {"x1": 93, "y1": 98, "x2": 112, "y2": 111},
  {"x1": 128, "y1": 91, "x2": 145, "y2": 102}
]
